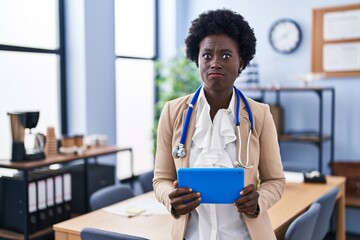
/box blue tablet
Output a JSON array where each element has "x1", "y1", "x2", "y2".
[{"x1": 177, "y1": 168, "x2": 245, "y2": 204}]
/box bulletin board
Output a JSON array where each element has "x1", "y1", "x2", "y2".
[{"x1": 311, "y1": 3, "x2": 360, "y2": 77}]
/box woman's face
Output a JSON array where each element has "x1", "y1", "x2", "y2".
[{"x1": 198, "y1": 34, "x2": 243, "y2": 93}]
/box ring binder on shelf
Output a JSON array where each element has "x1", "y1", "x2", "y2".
[
  {"x1": 63, "y1": 172, "x2": 72, "y2": 219},
  {"x1": 54, "y1": 174, "x2": 65, "y2": 223},
  {"x1": 36, "y1": 179, "x2": 48, "y2": 230},
  {"x1": 46, "y1": 175, "x2": 55, "y2": 226}
]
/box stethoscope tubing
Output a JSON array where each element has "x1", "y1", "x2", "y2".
[
  {"x1": 179, "y1": 86, "x2": 202, "y2": 145},
  {"x1": 173, "y1": 85, "x2": 254, "y2": 169}
]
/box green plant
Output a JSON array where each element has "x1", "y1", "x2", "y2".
[{"x1": 153, "y1": 52, "x2": 201, "y2": 154}]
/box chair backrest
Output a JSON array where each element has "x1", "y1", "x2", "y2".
[
  {"x1": 311, "y1": 187, "x2": 339, "y2": 240},
  {"x1": 284, "y1": 202, "x2": 321, "y2": 240},
  {"x1": 138, "y1": 171, "x2": 154, "y2": 193},
  {"x1": 90, "y1": 184, "x2": 134, "y2": 211},
  {"x1": 80, "y1": 227, "x2": 148, "y2": 240}
]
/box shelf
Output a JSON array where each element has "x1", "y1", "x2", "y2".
[
  {"x1": 0, "y1": 145, "x2": 130, "y2": 170},
  {"x1": 346, "y1": 195, "x2": 360, "y2": 208},
  {"x1": 0, "y1": 145, "x2": 132, "y2": 240},
  {"x1": 279, "y1": 134, "x2": 332, "y2": 143},
  {"x1": 241, "y1": 86, "x2": 335, "y2": 174},
  {"x1": 0, "y1": 226, "x2": 53, "y2": 240},
  {"x1": 241, "y1": 86, "x2": 335, "y2": 92}
]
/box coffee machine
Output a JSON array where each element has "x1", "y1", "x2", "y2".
[{"x1": 8, "y1": 111, "x2": 45, "y2": 161}]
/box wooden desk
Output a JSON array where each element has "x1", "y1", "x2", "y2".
[
  {"x1": 269, "y1": 176, "x2": 345, "y2": 240},
  {"x1": 54, "y1": 176, "x2": 346, "y2": 240}
]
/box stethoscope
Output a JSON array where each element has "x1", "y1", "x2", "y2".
[{"x1": 172, "y1": 85, "x2": 254, "y2": 169}]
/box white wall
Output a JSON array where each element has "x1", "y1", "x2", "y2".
[{"x1": 65, "y1": 0, "x2": 116, "y2": 166}]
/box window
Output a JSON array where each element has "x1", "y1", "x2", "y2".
[
  {"x1": 0, "y1": 0, "x2": 66, "y2": 160},
  {"x1": 114, "y1": 0, "x2": 157, "y2": 179}
]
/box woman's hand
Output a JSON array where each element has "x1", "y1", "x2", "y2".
[
  {"x1": 168, "y1": 180, "x2": 201, "y2": 216},
  {"x1": 233, "y1": 184, "x2": 259, "y2": 215}
]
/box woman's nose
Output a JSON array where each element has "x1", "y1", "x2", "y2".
[{"x1": 210, "y1": 56, "x2": 222, "y2": 69}]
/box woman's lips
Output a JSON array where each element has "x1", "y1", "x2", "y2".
[{"x1": 208, "y1": 72, "x2": 224, "y2": 77}]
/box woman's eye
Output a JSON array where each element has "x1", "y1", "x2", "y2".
[
  {"x1": 222, "y1": 54, "x2": 231, "y2": 60},
  {"x1": 202, "y1": 53, "x2": 211, "y2": 60}
]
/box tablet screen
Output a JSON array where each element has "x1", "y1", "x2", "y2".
[{"x1": 177, "y1": 168, "x2": 245, "y2": 204}]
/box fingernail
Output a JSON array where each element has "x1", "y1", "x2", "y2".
[
  {"x1": 240, "y1": 191, "x2": 243, "y2": 195},
  {"x1": 196, "y1": 192, "x2": 200, "y2": 196},
  {"x1": 189, "y1": 188, "x2": 192, "y2": 192}
]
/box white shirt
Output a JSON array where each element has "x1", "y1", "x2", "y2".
[{"x1": 185, "y1": 88, "x2": 250, "y2": 240}]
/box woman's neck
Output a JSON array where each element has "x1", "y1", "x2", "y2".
[{"x1": 204, "y1": 89, "x2": 233, "y2": 120}]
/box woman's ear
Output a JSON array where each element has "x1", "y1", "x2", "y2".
[{"x1": 239, "y1": 60, "x2": 245, "y2": 73}]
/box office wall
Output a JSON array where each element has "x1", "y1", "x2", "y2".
[{"x1": 65, "y1": 0, "x2": 116, "y2": 165}]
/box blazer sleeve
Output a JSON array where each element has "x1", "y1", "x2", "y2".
[
  {"x1": 153, "y1": 102, "x2": 178, "y2": 213},
  {"x1": 257, "y1": 104, "x2": 286, "y2": 214}
]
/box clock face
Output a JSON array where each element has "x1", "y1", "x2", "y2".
[{"x1": 269, "y1": 19, "x2": 301, "y2": 54}]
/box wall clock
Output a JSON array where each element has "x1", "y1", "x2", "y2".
[{"x1": 269, "y1": 19, "x2": 302, "y2": 54}]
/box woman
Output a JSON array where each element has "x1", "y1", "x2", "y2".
[{"x1": 153, "y1": 9, "x2": 285, "y2": 240}]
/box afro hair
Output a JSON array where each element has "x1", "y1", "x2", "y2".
[{"x1": 185, "y1": 9, "x2": 256, "y2": 69}]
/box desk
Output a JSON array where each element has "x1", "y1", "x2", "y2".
[
  {"x1": 0, "y1": 145, "x2": 132, "y2": 240},
  {"x1": 269, "y1": 176, "x2": 345, "y2": 240},
  {"x1": 53, "y1": 176, "x2": 345, "y2": 240}
]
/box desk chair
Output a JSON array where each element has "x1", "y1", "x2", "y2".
[
  {"x1": 90, "y1": 185, "x2": 134, "y2": 211},
  {"x1": 139, "y1": 171, "x2": 154, "y2": 193},
  {"x1": 312, "y1": 187, "x2": 339, "y2": 240},
  {"x1": 81, "y1": 227, "x2": 148, "y2": 240},
  {"x1": 284, "y1": 202, "x2": 321, "y2": 240}
]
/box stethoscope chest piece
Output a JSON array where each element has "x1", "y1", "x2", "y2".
[{"x1": 172, "y1": 144, "x2": 186, "y2": 159}]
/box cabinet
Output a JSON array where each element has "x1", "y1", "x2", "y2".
[
  {"x1": 242, "y1": 87, "x2": 335, "y2": 174},
  {"x1": 0, "y1": 145, "x2": 132, "y2": 240}
]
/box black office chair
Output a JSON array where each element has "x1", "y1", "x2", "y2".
[
  {"x1": 80, "y1": 227, "x2": 148, "y2": 240},
  {"x1": 311, "y1": 187, "x2": 339, "y2": 240},
  {"x1": 284, "y1": 202, "x2": 321, "y2": 240},
  {"x1": 90, "y1": 184, "x2": 134, "y2": 211},
  {"x1": 138, "y1": 171, "x2": 154, "y2": 193}
]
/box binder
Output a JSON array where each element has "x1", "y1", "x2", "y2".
[
  {"x1": 32, "y1": 169, "x2": 72, "y2": 225},
  {"x1": 36, "y1": 179, "x2": 48, "y2": 230},
  {"x1": 0, "y1": 176, "x2": 38, "y2": 234},
  {"x1": 45, "y1": 176, "x2": 56, "y2": 226},
  {"x1": 63, "y1": 172, "x2": 72, "y2": 220},
  {"x1": 0, "y1": 177, "x2": 3, "y2": 227},
  {"x1": 54, "y1": 173, "x2": 65, "y2": 223},
  {"x1": 28, "y1": 181, "x2": 38, "y2": 232}
]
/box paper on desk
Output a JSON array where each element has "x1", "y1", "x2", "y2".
[
  {"x1": 103, "y1": 198, "x2": 168, "y2": 217},
  {"x1": 284, "y1": 171, "x2": 304, "y2": 183}
]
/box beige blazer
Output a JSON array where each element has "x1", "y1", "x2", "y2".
[{"x1": 153, "y1": 92, "x2": 286, "y2": 240}]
